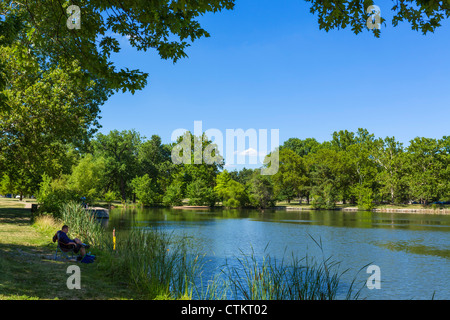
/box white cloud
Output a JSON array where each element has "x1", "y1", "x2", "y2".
[{"x1": 237, "y1": 148, "x2": 266, "y2": 157}]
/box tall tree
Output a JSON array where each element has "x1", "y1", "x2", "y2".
[
  {"x1": 0, "y1": 0, "x2": 235, "y2": 94},
  {"x1": 138, "y1": 135, "x2": 175, "y2": 194},
  {"x1": 405, "y1": 137, "x2": 447, "y2": 204},
  {"x1": 282, "y1": 137, "x2": 320, "y2": 157},
  {"x1": 215, "y1": 170, "x2": 248, "y2": 208},
  {"x1": 372, "y1": 136, "x2": 408, "y2": 204},
  {"x1": 0, "y1": 43, "x2": 107, "y2": 196},
  {"x1": 272, "y1": 148, "x2": 308, "y2": 204},
  {"x1": 92, "y1": 129, "x2": 142, "y2": 201}
]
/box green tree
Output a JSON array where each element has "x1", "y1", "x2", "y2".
[
  {"x1": 130, "y1": 174, "x2": 162, "y2": 207},
  {"x1": 372, "y1": 136, "x2": 408, "y2": 204},
  {"x1": 138, "y1": 135, "x2": 175, "y2": 195},
  {"x1": 214, "y1": 170, "x2": 248, "y2": 208},
  {"x1": 307, "y1": 148, "x2": 352, "y2": 208},
  {"x1": 0, "y1": 43, "x2": 106, "y2": 196},
  {"x1": 103, "y1": 190, "x2": 117, "y2": 209},
  {"x1": 282, "y1": 137, "x2": 320, "y2": 157},
  {"x1": 1, "y1": 1, "x2": 235, "y2": 94},
  {"x1": 229, "y1": 167, "x2": 255, "y2": 185},
  {"x1": 36, "y1": 174, "x2": 78, "y2": 215},
  {"x1": 92, "y1": 129, "x2": 142, "y2": 201},
  {"x1": 405, "y1": 137, "x2": 446, "y2": 204},
  {"x1": 163, "y1": 180, "x2": 185, "y2": 206},
  {"x1": 170, "y1": 131, "x2": 223, "y2": 202},
  {"x1": 67, "y1": 153, "x2": 106, "y2": 202},
  {"x1": 331, "y1": 129, "x2": 356, "y2": 151},
  {"x1": 247, "y1": 173, "x2": 275, "y2": 209},
  {"x1": 354, "y1": 185, "x2": 375, "y2": 211},
  {"x1": 272, "y1": 148, "x2": 308, "y2": 204},
  {"x1": 186, "y1": 179, "x2": 216, "y2": 206}
]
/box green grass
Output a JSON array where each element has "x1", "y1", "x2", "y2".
[{"x1": 0, "y1": 201, "x2": 143, "y2": 300}]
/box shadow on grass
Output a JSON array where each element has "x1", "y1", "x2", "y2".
[
  {"x1": 0, "y1": 207, "x2": 139, "y2": 300},
  {"x1": 0, "y1": 241, "x2": 139, "y2": 300},
  {"x1": 0, "y1": 207, "x2": 32, "y2": 226}
]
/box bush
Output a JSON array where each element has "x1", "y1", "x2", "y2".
[
  {"x1": 186, "y1": 179, "x2": 216, "y2": 206},
  {"x1": 355, "y1": 186, "x2": 375, "y2": 211},
  {"x1": 311, "y1": 184, "x2": 338, "y2": 210},
  {"x1": 36, "y1": 174, "x2": 78, "y2": 217},
  {"x1": 163, "y1": 181, "x2": 185, "y2": 206},
  {"x1": 131, "y1": 174, "x2": 163, "y2": 207},
  {"x1": 247, "y1": 175, "x2": 275, "y2": 209}
]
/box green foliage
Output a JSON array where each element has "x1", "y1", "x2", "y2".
[
  {"x1": 282, "y1": 138, "x2": 321, "y2": 157},
  {"x1": 405, "y1": 137, "x2": 447, "y2": 204},
  {"x1": 354, "y1": 185, "x2": 375, "y2": 211},
  {"x1": 92, "y1": 129, "x2": 143, "y2": 201},
  {"x1": 0, "y1": 43, "x2": 106, "y2": 195},
  {"x1": 186, "y1": 179, "x2": 216, "y2": 207},
  {"x1": 131, "y1": 174, "x2": 162, "y2": 207},
  {"x1": 67, "y1": 154, "x2": 106, "y2": 202},
  {"x1": 1, "y1": 1, "x2": 235, "y2": 94},
  {"x1": 305, "y1": 0, "x2": 450, "y2": 37},
  {"x1": 36, "y1": 174, "x2": 78, "y2": 216},
  {"x1": 272, "y1": 148, "x2": 308, "y2": 203},
  {"x1": 103, "y1": 190, "x2": 117, "y2": 207},
  {"x1": 307, "y1": 148, "x2": 350, "y2": 208},
  {"x1": 21, "y1": 127, "x2": 450, "y2": 211},
  {"x1": 215, "y1": 170, "x2": 249, "y2": 208},
  {"x1": 163, "y1": 180, "x2": 185, "y2": 206},
  {"x1": 311, "y1": 183, "x2": 339, "y2": 210},
  {"x1": 247, "y1": 174, "x2": 276, "y2": 209}
]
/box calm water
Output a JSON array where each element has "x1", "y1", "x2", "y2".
[{"x1": 104, "y1": 208, "x2": 450, "y2": 300}]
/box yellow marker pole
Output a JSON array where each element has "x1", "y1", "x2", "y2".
[{"x1": 113, "y1": 228, "x2": 116, "y2": 251}]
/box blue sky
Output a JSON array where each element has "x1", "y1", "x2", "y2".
[{"x1": 98, "y1": 0, "x2": 450, "y2": 168}]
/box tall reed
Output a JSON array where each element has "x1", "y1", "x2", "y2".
[
  {"x1": 60, "y1": 202, "x2": 106, "y2": 248},
  {"x1": 199, "y1": 240, "x2": 366, "y2": 300}
]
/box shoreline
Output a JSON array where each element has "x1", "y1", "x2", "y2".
[
  {"x1": 166, "y1": 204, "x2": 450, "y2": 215},
  {"x1": 278, "y1": 206, "x2": 450, "y2": 214}
]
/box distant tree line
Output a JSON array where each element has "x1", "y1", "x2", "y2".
[{"x1": 2, "y1": 127, "x2": 448, "y2": 213}]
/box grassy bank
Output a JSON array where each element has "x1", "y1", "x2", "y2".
[{"x1": 0, "y1": 200, "x2": 144, "y2": 300}]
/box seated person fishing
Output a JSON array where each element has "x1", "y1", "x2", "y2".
[{"x1": 53, "y1": 225, "x2": 90, "y2": 261}]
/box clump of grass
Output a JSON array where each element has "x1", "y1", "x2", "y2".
[
  {"x1": 107, "y1": 227, "x2": 204, "y2": 299},
  {"x1": 32, "y1": 214, "x2": 62, "y2": 238},
  {"x1": 60, "y1": 202, "x2": 106, "y2": 248},
  {"x1": 199, "y1": 239, "x2": 366, "y2": 300}
]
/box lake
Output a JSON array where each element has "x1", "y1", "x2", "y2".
[{"x1": 104, "y1": 207, "x2": 450, "y2": 300}]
